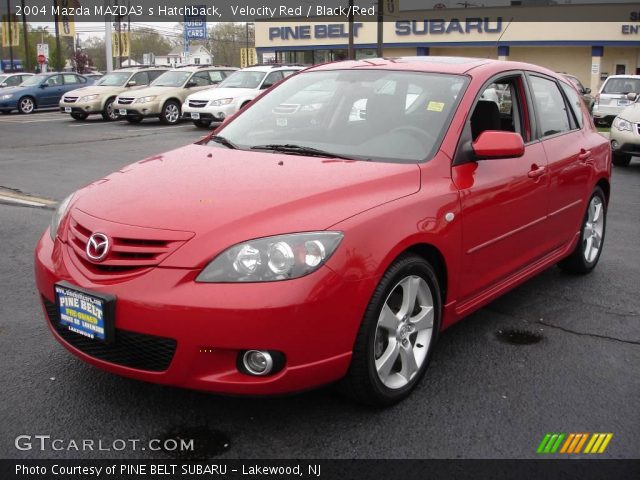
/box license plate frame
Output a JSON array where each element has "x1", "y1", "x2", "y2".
[
  {"x1": 64, "y1": 107, "x2": 72, "y2": 113},
  {"x1": 190, "y1": 112, "x2": 200, "y2": 120},
  {"x1": 119, "y1": 109, "x2": 127, "y2": 116},
  {"x1": 54, "y1": 282, "x2": 116, "y2": 344}
]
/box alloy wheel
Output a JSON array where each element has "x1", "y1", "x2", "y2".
[
  {"x1": 374, "y1": 275, "x2": 434, "y2": 389},
  {"x1": 19, "y1": 98, "x2": 34, "y2": 113},
  {"x1": 583, "y1": 195, "x2": 604, "y2": 263},
  {"x1": 165, "y1": 104, "x2": 179, "y2": 124}
]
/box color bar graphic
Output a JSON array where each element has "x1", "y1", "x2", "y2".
[{"x1": 538, "y1": 433, "x2": 613, "y2": 454}]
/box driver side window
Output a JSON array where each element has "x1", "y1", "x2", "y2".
[
  {"x1": 262, "y1": 71, "x2": 283, "y2": 89},
  {"x1": 45, "y1": 75, "x2": 62, "y2": 86},
  {"x1": 471, "y1": 77, "x2": 528, "y2": 142}
]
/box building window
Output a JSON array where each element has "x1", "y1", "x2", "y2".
[{"x1": 194, "y1": 58, "x2": 201, "y2": 64}]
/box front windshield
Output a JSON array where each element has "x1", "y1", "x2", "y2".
[
  {"x1": 219, "y1": 71, "x2": 266, "y2": 89},
  {"x1": 217, "y1": 70, "x2": 468, "y2": 163},
  {"x1": 20, "y1": 75, "x2": 46, "y2": 86},
  {"x1": 97, "y1": 72, "x2": 130, "y2": 86},
  {"x1": 603, "y1": 78, "x2": 640, "y2": 94},
  {"x1": 151, "y1": 71, "x2": 191, "y2": 87}
]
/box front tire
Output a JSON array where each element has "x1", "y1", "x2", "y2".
[
  {"x1": 558, "y1": 186, "x2": 607, "y2": 274},
  {"x1": 612, "y1": 153, "x2": 631, "y2": 167},
  {"x1": 160, "y1": 100, "x2": 180, "y2": 125},
  {"x1": 193, "y1": 119, "x2": 212, "y2": 128},
  {"x1": 340, "y1": 254, "x2": 441, "y2": 406},
  {"x1": 101, "y1": 97, "x2": 119, "y2": 121},
  {"x1": 126, "y1": 115, "x2": 143, "y2": 124},
  {"x1": 17, "y1": 96, "x2": 35, "y2": 114}
]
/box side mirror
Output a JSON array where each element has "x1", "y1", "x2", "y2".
[
  {"x1": 126, "y1": 80, "x2": 137, "y2": 87},
  {"x1": 260, "y1": 83, "x2": 273, "y2": 90},
  {"x1": 0, "y1": 82, "x2": 6, "y2": 87},
  {"x1": 472, "y1": 131, "x2": 524, "y2": 159},
  {"x1": 584, "y1": 87, "x2": 591, "y2": 94},
  {"x1": 40, "y1": 83, "x2": 48, "y2": 88},
  {"x1": 185, "y1": 80, "x2": 197, "y2": 88},
  {"x1": 626, "y1": 92, "x2": 637, "y2": 101}
]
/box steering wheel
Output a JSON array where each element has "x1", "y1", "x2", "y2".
[{"x1": 388, "y1": 125, "x2": 435, "y2": 147}]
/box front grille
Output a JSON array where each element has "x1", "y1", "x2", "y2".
[
  {"x1": 43, "y1": 297, "x2": 177, "y2": 372},
  {"x1": 117, "y1": 97, "x2": 135, "y2": 105},
  {"x1": 66, "y1": 213, "x2": 191, "y2": 277},
  {"x1": 188, "y1": 100, "x2": 208, "y2": 108},
  {"x1": 63, "y1": 96, "x2": 78, "y2": 103}
]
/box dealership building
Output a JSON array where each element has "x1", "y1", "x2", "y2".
[{"x1": 254, "y1": 3, "x2": 640, "y2": 92}]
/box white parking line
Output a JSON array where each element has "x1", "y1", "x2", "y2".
[{"x1": 125, "y1": 125, "x2": 194, "y2": 132}]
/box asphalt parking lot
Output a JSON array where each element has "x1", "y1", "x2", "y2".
[{"x1": 0, "y1": 110, "x2": 639, "y2": 460}]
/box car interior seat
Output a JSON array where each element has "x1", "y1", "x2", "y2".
[{"x1": 470, "y1": 100, "x2": 501, "y2": 140}]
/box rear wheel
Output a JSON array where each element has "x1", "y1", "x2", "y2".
[
  {"x1": 126, "y1": 115, "x2": 143, "y2": 124},
  {"x1": 193, "y1": 119, "x2": 212, "y2": 128},
  {"x1": 101, "y1": 97, "x2": 119, "y2": 121},
  {"x1": 340, "y1": 254, "x2": 441, "y2": 406},
  {"x1": 160, "y1": 100, "x2": 180, "y2": 125},
  {"x1": 70, "y1": 112, "x2": 88, "y2": 121},
  {"x1": 17, "y1": 96, "x2": 35, "y2": 114},
  {"x1": 558, "y1": 187, "x2": 607, "y2": 274},
  {"x1": 612, "y1": 152, "x2": 631, "y2": 167}
]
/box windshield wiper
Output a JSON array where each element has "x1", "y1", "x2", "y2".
[
  {"x1": 250, "y1": 144, "x2": 356, "y2": 160},
  {"x1": 209, "y1": 135, "x2": 238, "y2": 149}
]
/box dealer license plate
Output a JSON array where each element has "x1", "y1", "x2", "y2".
[
  {"x1": 54, "y1": 283, "x2": 115, "y2": 343},
  {"x1": 191, "y1": 112, "x2": 200, "y2": 120},
  {"x1": 119, "y1": 109, "x2": 127, "y2": 115},
  {"x1": 64, "y1": 107, "x2": 71, "y2": 113}
]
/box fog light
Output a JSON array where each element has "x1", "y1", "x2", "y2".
[
  {"x1": 611, "y1": 140, "x2": 619, "y2": 150},
  {"x1": 217, "y1": 112, "x2": 225, "y2": 120},
  {"x1": 242, "y1": 350, "x2": 273, "y2": 376}
]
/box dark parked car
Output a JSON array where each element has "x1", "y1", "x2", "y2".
[
  {"x1": 562, "y1": 73, "x2": 594, "y2": 113},
  {"x1": 0, "y1": 72, "x2": 94, "y2": 114}
]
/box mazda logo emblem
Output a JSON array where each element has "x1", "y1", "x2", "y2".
[{"x1": 86, "y1": 233, "x2": 110, "y2": 262}]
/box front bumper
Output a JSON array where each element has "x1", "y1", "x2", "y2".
[
  {"x1": 0, "y1": 98, "x2": 17, "y2": 109},
  {"x1": 610, "y1": 124, "x2": 640, "y2": 155},
  {"x1": 35, "y1": 232, "x2": 361, "y2": 395},
  {"x1": 60, "y1": 99, "x2": 102, "y2": 114},
  {"x1": 593, "y1": 104, "x2": 627, "y2": 120},
  {"x1": 113, "y1": 101, "x2": 161, "y2": 118},
  {"x1": 182, "y1": 103, "x2": 237, "y2": 122}
]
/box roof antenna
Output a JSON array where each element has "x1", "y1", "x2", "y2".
[{"x1": 494, "y1": 17, "x2": 514, "y2": 58}]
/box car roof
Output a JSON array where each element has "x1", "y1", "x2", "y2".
[
  {"x1": 307, "y1": 56, "x2": 560, "y2": 78},
  {"x1": 169, "y1": 65, "x2": 239, "y2": 72},
  {"x1": 239, "y1": 65, "x2": 305, "y2": 73},
  {"x1": 603, "y1": 75, "x2": 640, "y2": 80}
]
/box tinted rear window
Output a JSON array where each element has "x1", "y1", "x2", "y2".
[{"x1": 602, "y1": 78, "x2": 640, "y2": 94}]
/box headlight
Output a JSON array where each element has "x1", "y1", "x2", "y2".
[
  {"x1": 209, "y1": 98, "x2": 233, "y2": 107},
  {"x1": 196, "y1": 232, "x2": 343, "y2": 283},
  {"x1": 0, "y1": 93, "x2": 13, "y2": 100},
  {"x1": 300, "y1": 103, "x2": 322, "y2": 112},
  {"x1": 79, "y1": 94, "x2": 99, "y2": 103},
  {"x1": 49, "y1": 193, "x2": 74, "y2": 241},
  {"x1": 613, "y1": 117, "x2": 633, "y2": 132},
  {"x1": 134, "y1": 96, "x2": 157, "y2": 104}
]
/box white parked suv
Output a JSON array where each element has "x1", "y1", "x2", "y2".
[
  {"x1": 592, "y1": 74, "x2": 640, "y2": 126},
  {"x1": 182, "y1": 64, "x2": 304, "y2": 128}
]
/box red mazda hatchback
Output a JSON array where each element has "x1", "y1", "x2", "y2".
[{"x1": 35, "y1": 57, "x2": 610, "y2": 405}]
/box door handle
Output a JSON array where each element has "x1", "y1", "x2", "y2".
[
  {"x1": 578, "y1": 149, "x2": 592, "y2": 162},
  {"x1": 528, "y1": 165, "x2": 546, "y2": 178}
]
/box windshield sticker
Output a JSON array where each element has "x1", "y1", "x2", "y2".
[{"x1": 427, "y1": 101, "x2": 445, "y2": 112}]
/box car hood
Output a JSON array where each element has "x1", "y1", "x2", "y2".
[
  {"x1": 72, "y1": 143, "x2": 420, "y2": 266},
  {"x1": 188, "y1": 87, "x2": 255, "y2": 101},
  {"x1": 618, "y1": 103, "x2": 640, "y2": 121},
  {"x1": 0, "y1": 85, "x2": 30, "y2": 95},
  {"x1": 118, "y1": 85, "x2": 179, "y2": 98},
  {"x1": 66, "y1": 85, "x2": 124, "y2": 97}
]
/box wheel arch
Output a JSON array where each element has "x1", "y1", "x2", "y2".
[
  {"x1": 19, "y1": 94, "x2": 37, "y2": 108},
  {"x1": 595, "y1": 177, "x2": 610, "y2": 204},
  {"x1": 381, "y1": 242, "x2": 449, "y2": 306}
]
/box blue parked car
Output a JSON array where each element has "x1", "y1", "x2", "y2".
[{"x1": 0, "y1": 72, "x2": 94, "y2": 114}]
